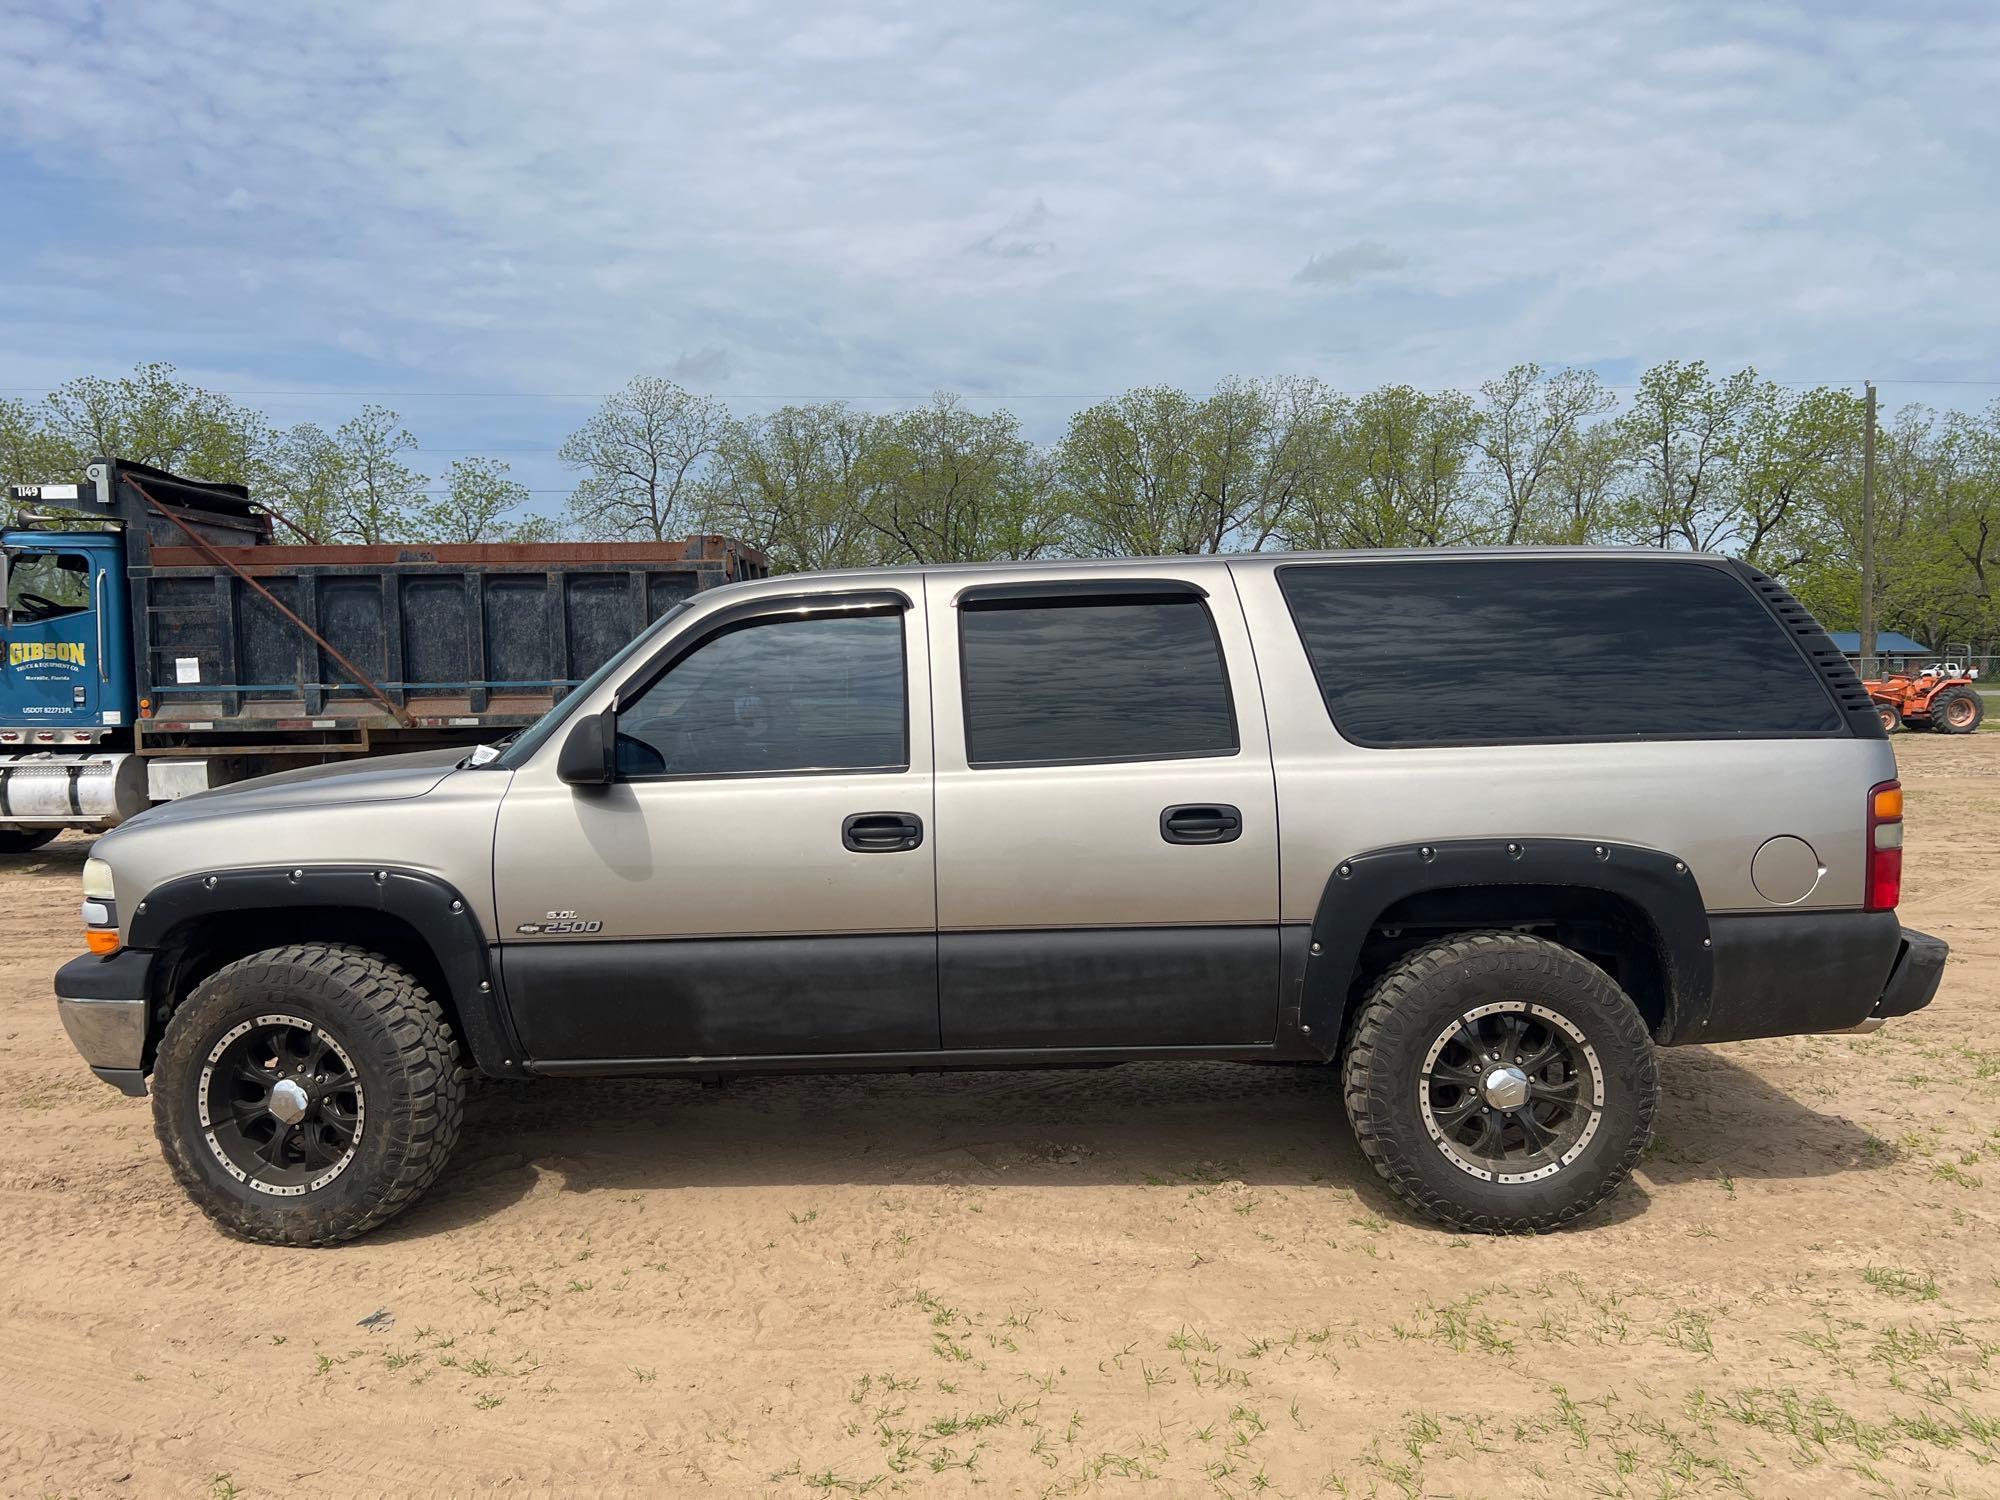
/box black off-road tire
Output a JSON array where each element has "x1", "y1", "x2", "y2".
[
  {"x1": 0, "y1": 827, "x2": 61, "y2": 853},
  {"x1": 1929, "y1": 685, "x2": 1983, "y2": 735},
  {"x1": 153, "y1": 944, "x2": 464, "y2": 1247},
  {"x1": 1341, "y1": 931, "x2": 1657, "y2": 1233},
  {"x1": 1875, "y1": 701, "x2": 1903, "y2": 735}
]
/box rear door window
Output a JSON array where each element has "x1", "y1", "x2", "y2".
[
  {"x1": 959, "y1": 593, "x2": 1237, "y2": 765},
  {"x1": 1277, "y1": 558, "x2": 1843, "y2": 746}
]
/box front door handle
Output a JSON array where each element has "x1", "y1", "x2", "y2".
[
  {"x1": 1161, "y1": 804, "x2": 1243, "y2": 845},
  {"x1": 843, "y1": 811, "x2": 924, "y2": 853}
]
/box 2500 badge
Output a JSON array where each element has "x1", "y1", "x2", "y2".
[{"x1": 515, "y1": 910, "x2": 604, "y2": 936}]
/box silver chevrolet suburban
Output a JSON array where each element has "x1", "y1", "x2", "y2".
[{"x1": 55, "y1": 550, "x2": 1948, "y2": 1245}]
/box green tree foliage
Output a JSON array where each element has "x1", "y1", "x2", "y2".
[
  {"x1": 7, "y1": 361, "x2": 2000, "y2": 652},
  {"x1": 39, "y1": 362, "x2": 276, "y2": 485},
  {"x1": 324, "y1": 406, "x2": 426, "y2": 544},
  {"x1": 1058, "y1": 379, "x2": 1322, "y2": 555},
  {"x1": 710, "y1": 403, "x2": 888, "y2": 572},
  {"x1": 417, "y1": 456, "x2": 535, "y2": 543},
  {"x1": 862, "y1": 395, "x2": 1061, "y2": 563}
]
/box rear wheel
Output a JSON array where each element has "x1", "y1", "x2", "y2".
[
  {"x1": 1342, "y1": 931, "x2": 1657, "y2": 1232},
  {"x1": 0, "y1": 827, "x2": 61, "y2": 854},
  {"x1": 152, "y1": 944, "x2": 463, "y2": 1246},
  {"x1": 1930, "y1": 685, "x2": 1983, "y2": 734}
]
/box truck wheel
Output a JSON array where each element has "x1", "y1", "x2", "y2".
[
  {"x1": 0, "y1": 827, "x2": 60, "y2": 853},
  {"x1": 152, "y1": 944, "x2": 463, "y2": 1247},
  {"x1": 1930, "y1": 686, "x2": 1983, "y2": 734},
  {"x1": 1341, "y1": 931, "x2": 1656, "y2": 1233}
]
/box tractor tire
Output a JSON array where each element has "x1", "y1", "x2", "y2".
[
  {"x1": 1874, "y1": 701, "x2": 1904, "y2": 735},
  {"x1": 0, "y1": 828, "x2": 61, "y2": 854},
  {"x1": 1929, "y1": 686, "x2": 1984, "y2": 735}
]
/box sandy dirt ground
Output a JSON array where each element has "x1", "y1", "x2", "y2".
[{"x1": 3, "y1": 736, "x2": 1998, "y2": 1500}]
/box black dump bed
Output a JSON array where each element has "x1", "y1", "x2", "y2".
[{"x1": 61, "y1": 459, "x2": 767, "y2": 746}]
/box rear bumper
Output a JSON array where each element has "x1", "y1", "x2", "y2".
[
  {"x1": 1872, "y1": 927, "x2": 1949, "y2": 1022},
  {"x1": 1666, "y1": 912, "x2": 1947, "y2": 1045},
  {"x1": 53, "y1": 948, "x2": 157, "y2": 1096}
]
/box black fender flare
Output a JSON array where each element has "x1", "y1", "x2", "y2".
[
  {"x1": 1292, "y1": 838, "x2": 1714, "y2": 1058},
  {"x1": 126, "y1": 865, "x2": 529, "y2": 1079}
]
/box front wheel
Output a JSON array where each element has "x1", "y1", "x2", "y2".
[
  {"x1": 152, "y1": 944, "x2": 464, "y2": 1246},
  {"x1": 1342, "y1": 932, "x2": 1657, "y2": 1232}
]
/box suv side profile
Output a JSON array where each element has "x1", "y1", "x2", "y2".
[{"x1": 56, "y1": 550, "x2": 1948, "y2": 1245}]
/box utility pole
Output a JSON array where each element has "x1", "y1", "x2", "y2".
[{"x1": 1860, "y1": 380, "x2": 1877, "y2": 672}]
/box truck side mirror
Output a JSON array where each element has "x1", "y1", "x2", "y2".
[{"x1": 557, "y1": 708, "x2": 616, "y2": 787}]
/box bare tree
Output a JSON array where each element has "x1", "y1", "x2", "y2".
[
  {"x1": 1476, "y1": 364, "x2": 1615, "y2": 543},
  {"x1": 560, "y1": 377, "x2": 729, "y2": 541},
  {"x1": 329, "y1": 406, "x2": 426, "y2": 544},
  {"x1": 1615, "y1": 360, "x2": 1756, "y2": 551}
]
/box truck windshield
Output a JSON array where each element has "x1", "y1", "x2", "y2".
[
  {"x1": 490, "y1": 602, "x2": 690, "y2": 770},
  {"x1": 5, "y1": 549, "x2": 92, "y2": 620}
]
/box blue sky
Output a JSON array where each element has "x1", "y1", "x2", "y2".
[{"x1": 3, "y1": 1, "x2": 1998, "y2": 510}]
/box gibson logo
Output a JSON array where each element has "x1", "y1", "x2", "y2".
[{"x1": 9, "y1": 641, "x2": 86, "y2": 668}]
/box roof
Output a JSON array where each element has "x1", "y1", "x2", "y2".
[
  {"x1": 1827, "y1": 631, "x2": 1930, "y2": 655},
  {"x1": 709, "y1": 544, "x2": 1730, "y2": 600}
]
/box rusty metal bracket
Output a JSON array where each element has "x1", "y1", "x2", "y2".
[{"x1": 128, "y1": 477, "x2": 414, "y2": 729}]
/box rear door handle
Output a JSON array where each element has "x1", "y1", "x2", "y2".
[
  {"x1": 843, "y1": 811, "x2": 924, "y2": 853},
  {"x1": 1161, "y1": 804, "x2": 1243, "y2": 845}
]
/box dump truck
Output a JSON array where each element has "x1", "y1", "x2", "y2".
[{"x1": 0, "y1": 458, "x2": 766, "y2": 847}]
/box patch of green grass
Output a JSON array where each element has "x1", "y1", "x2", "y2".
[{"x1": 1863, "y1": 1265, "x2": 1940, "y2": 1302}]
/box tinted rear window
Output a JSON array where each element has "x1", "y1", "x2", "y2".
[
  {"x1": 960, "y1": 595, "x2": 1237, "y2": 765},
  {"x1": 1278, "y1": 558, "x2": 1843, "y2": 746}
]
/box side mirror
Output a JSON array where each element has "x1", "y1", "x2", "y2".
[{"x1": 557, "y1": 708, "x2": 615, "y2": 787}]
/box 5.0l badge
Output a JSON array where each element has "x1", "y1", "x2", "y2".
[{"x1": 516, "y1": 910, "x2": 604, "y2": 936}]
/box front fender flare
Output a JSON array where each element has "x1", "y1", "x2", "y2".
[{"x1": 126, "y1": 865, "x2": 529, "y2": 1079}]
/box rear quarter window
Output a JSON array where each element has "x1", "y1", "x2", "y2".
[{"x1": 1277, "y1": 557, "x2": 1846, "y2": 747}]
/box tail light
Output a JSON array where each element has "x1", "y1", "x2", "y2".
[{"x1": 1865, "y1": 780, "x2": 1902, "y2": 912}]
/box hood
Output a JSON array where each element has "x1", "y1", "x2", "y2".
[{"x1": 113, "y1": 746, "x2": 474, "y2": 832}]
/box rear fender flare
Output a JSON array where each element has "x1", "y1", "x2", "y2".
[{"x1": 1292, "y1": 838, "x2": 1714, "y2": 1057}]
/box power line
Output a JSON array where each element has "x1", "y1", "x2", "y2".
[{"x1": 6, "y1": 377, "x2": 2000, "y2": 400}]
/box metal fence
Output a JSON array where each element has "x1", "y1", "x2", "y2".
[{"x1": 1848, "y1": 653, "x2": 1997, "y2": 685}]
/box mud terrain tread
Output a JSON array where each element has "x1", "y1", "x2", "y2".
[
  {"x1": 1341, "y1": 930, "x2": 1655, "y2": 1234},
  {"x1": 153, "y1": 943, "x2": 463, "y2": 1247}
]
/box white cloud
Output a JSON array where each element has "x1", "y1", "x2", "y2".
[
  {"x1": 1294, "y1": 242, "x2": 1407, "y2": 287},
  {"x1": 0, "y1": 0, "x2": 1996, "y2": 442}
]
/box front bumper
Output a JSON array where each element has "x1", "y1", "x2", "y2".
[{"x1": 54, "y1": 948, "x2": 157, "y2": 1097}]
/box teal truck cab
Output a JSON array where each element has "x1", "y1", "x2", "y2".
[{"x1": 0, "y1": 524, "x2": 142, "y2": 847}]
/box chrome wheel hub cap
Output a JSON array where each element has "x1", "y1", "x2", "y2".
[
  {"x1": 269, "y1": 1077, "x2": 310, "y2": 1124},
  {"x1": 1481, "y1": 1065, "x2": 1530, "y2": 1110}
]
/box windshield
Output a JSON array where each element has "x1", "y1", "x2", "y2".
[
  {"x1": 5, "y1": 548, "x2": 93, "y2": 621},
  {"x1": 491, "y1": 602, "x2": 690, "y2": 770}
]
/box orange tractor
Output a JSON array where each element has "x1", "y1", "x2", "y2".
[{"x1": 1864, "y1": 658, "x2": 1985, "y2": 735}]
